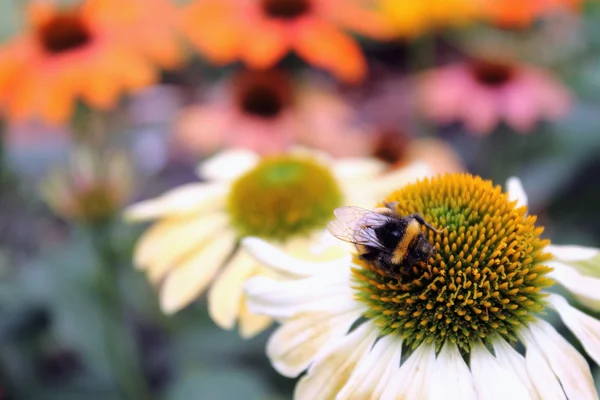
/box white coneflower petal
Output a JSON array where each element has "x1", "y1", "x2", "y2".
[
  {"x1": 124, "y1": 182, "x2": 227, "y2": 220},
  {"x1": 524, "y1": 320, "x2": 597, "y2": 400},
  {"x1": 470, "y1": 342, "x2": 531, "y2": 400},
  {"x1": 429, "y1": 342, "x2": 477, "y2": 400},
  {"x1": 135, "y1": 213, "x2": 230, "y2": 281},
  {"x1": 208, "y1": 250, "x2": 257, "y2": 330},
  {"x1": 548, "y1": 244, "x2": 599, "y2": 263},
  {"x1": 160, "y1": 231, "x2": 237, "y2": 314},
  {"x1": 241, "y1": 237, "x2": 350, "y2": 277},
  {"x1": 548, "y1": 262, "x2": 600, "y2": 309},
  {"x1": 522, "y1": 336, "x2": 566, "y2": 400},
  {"x1": 244, "y1": 271, "x2": 356, "y2": 319},
  {"x1": 338, "y1": 334, "x2": 403, "y2": 400},
  {"x1": 381, "y1": 343, "x2": 436, "y2": 400},
  {"x1": 196, "y1": 148, "x2": 260, "y2": 181},
  {"x1": 267, "y1": 307, "x2": 365, "y2": 378},
  {"x1": 547, "y1": 294, "x2": 600, "y2": 366},
  {"x1": 492, "y1": 339, "x2": 540, "y2": 400},
  {"x1": 294, "y1": 322, "x2": 379, "y2": 400},
  {"x1": 331, "y1": 157, "x2": 387, "y2": 181},
  {"x1": 238, "y1": 301, "x2": 273, "y2": 338},
  {"x1": 506, "y1": 176, "x2": 528, "y2": 208}
]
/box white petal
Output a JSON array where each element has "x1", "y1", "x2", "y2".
[
  {"x1": 244, "y1": 270, "x2": 359, "y2": 320},
  {"x1": 345, "y1": 162, "x2": 432, "y2": 208},
  {"x1": 506, "y1": 177, "x2": 528, "y2": 208},
  {"x1": 267, "y1": 307, "x2": 364, "y2": 378},
  {"x1": 159, "y1": 231, "x2": 236, "y2": 314},
  {"x1": 294, "y1": 322, "x2": 379, "y2": 400},
  {"x1": 524, "y1": 319, "x2": 597, "y2": 400},
  {"x1": 548, "y1": 261, "x2": 600, "y2": 310},
  {"x1": 331, "y1": 157, "x2": 387, "y2": 181},
  {"x1": 207, "y1": 250, "x2": 257, "y2": 330},
  {"x1": 492, "y1": 338, "x2": 540, "y2": 399},
  {"x1": 548, "y1": 293, "x2": 600, "y2": 366},
  {"x1": 242, "y1": 237, "x2": 351, "y2": 278},
  {"x1": 470, "y1": 341, "x2": 530, "y2": 400},
  {"x1": 522, "y1": 333, "x2": 566, "y2": 400},
  {"x1": 380, "y1": 342, "x2": 436, "y2": 400},
  {"x1": 337, "y1": 334, "x2": 402, "y2": 400},
  {"x1": 196, "y1": 148, "x2": 259, "y2": 181},
  {"x1": 548, "y1": 244, "x2": 599, "y2": 262},
  {"x1": 238, "y1": 300, "x2": 273, "y2": 339},
  {"x1": 123, "y1": 182, "x2": 227, "y2": 220},
  {"x1": 134, "y1": 212, "x2": 229, "y2": 282},
  {"x1": 429, "y1": 342, "x2": 477, "y2": 400}
]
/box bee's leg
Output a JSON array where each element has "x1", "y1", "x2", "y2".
[{"x1": 410, "y1": 213, "x2": 443, "y2": 233}]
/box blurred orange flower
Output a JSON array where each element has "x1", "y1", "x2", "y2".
[
  {"x1": 180, "y1": 0, "x2": 393, "y2": 83},
  {"x1": 0, "y1": 0, "x2": 182, "y2": 124},
  {"x1": 418, "y1": 59, "x2": 571, "y2": 134},
  {"x1": 175, "y1": 69, "x2": 372, "y2": 157},
  {"x1": 481, "y1": 0, "x2": 581, "y2": 27},
  {"x1": 378, "y1": 0, "x2": 479, "y2": 37}
]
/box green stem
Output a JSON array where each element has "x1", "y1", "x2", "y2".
[{"x1": 88, "y1": 220, "x2": 154, "y2": 400}]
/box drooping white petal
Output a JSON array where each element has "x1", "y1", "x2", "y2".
[
  {"x1": 337, "y1": 334, "x2": 402, "y2": 400},
  {"x1": 244, "y1": 270, "x2": 359, "y2": 320},
  {"x1": 134, "y1": 212, "x2": 230, "y2": 282},
  {"x1": 267, "y1": 307, "x2": 364, "y2": 378},
  {"x1": 123, "y1": 182, "x2": 227, "y2": 220},
  {"x1": 207, "y1": 250, "x2": 257, "y2": 330},
  {"x1": 521, "y1": 332, "x2": 566, "y2": 400},
  {"x1": 548, "y1": 244, "x2": 599, "y2": 262},
  {"x1": 242, "y1": 237, "x2": 351, "y2": 278},
  {"x1": 492, "y1": 338, "x2": 540, "y2": 399},
  {"x1": 159, "y1": 230, "x2": 236, "y2": 314},
  {"x1": 380, "y1": 342, "x2": 436, "y2": 400},
  {"x1": 429, "y1": 342, "x2": 477, "y2": 400},
  {"x1": 547, "y1": 293, "x2": 600, "y2": 366},
  {"x1": 196, "y1": 148, "x2": 259, "y2": 181},
  {"x1": 331, "y1": 157, "x2": 387, "y2": 181},
  {"x1": 294, "y1": 322, "x2": 379, "y2": 400},
  {"x1": 548, "y1": 261, "x2": 600, "y2": 310},
  {"x1": 524, "y1": 319, "x2": 598, "y2": 400},
  {"x1": 506, "y1": 177, "x2": 528, "y2": 208},
  {"x1": 470, "y1": 341, "x2": 530, "y2": 400}
]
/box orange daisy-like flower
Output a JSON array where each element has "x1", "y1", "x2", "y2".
[
  {"x1": 180, "y1": 0, "x2": 393, "y2": 83},
  {"x1": 481, "y1": 0, "x2": 582, "y2": 27},
  {"x1": 0, "y1": 0, "x2": 182, "y2": 124}
]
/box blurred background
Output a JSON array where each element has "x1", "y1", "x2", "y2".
[{"x1": 0, "y1": 0, "x2": 600, "y2": 398}]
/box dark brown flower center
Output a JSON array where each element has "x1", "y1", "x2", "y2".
[
  {"x1": 261, "y1": 0, "x2": 311, "y2": 19},
  {"x1": 372, "y1": 128, "x2": 410, "y2": 165},
  {"x1": 235, "y1": 70, "x2": 292, "y2": 119},
  {"x1": 37, "y1": 14, "x2": 92, "y2": 54},
  {"x1": 470, "y1": 60, "x2": 515, "y2": 87}
]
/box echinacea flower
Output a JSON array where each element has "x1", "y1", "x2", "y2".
[
  {"x1": 180, "y1": 0, "x2": 393, "y2": 83},
  {"x1": 378, "y1": 0, "x2": 479, "y2": 38},
  {"x1": 175, "y1": 69, "x2": 372, "y2": 157},
  {"x1": 42, "y1": 146, "x2": 133, "y2": 223},
  {"x1": 481, "y1": 0, "x2": 582, "y2": 28},
  {"x1": 124, "y1": 149, "x2": 430, "y2": 338},
  {"x1": 244, "y1": 174, "x2": 600, "y2": 399},
  {"x1": 419, "y1": 59, "x2": 571, "y2": 134},
  {"x1": 0, "y1": 0, "x2": 181, "y2": 124}
]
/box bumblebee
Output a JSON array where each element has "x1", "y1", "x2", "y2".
[{"x1": 327, "y1": 203, "x2": 442, "y2": 279}]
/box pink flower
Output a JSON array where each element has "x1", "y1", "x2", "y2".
[
  {"x1": 418, "y1": 60, "x2": 572, "y2": 134},
  {"x1": 174, "y1": 69, "x2": 372, "y2": 157}
]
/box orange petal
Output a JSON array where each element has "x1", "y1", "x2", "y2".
[
  {"x1": 293, "y1": 18, "x2": 366, "y2": 84},
  {"x1": 329, "y1": 2, "x2": 396, "y2": 40},
  {"x1": 180, "y1": 0, "x2": 240, "y2": 65},
  {"x1": 39, "y1": 72, "x2": 77, "y2": 124},
  {"x1": 26, "y1": 1, "x2": 58, "y2": 28},
  {"x1": 240, "y1": 21, "x2": 289, "y2": 69}
]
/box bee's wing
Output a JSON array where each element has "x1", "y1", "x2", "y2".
[{"x1": 327, "y1": 206, "x2": 389, "y2": 250}]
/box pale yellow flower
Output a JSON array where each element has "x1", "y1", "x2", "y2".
[{"x1": 125, "y1": 148, "x2": 430, "y2": 337}]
